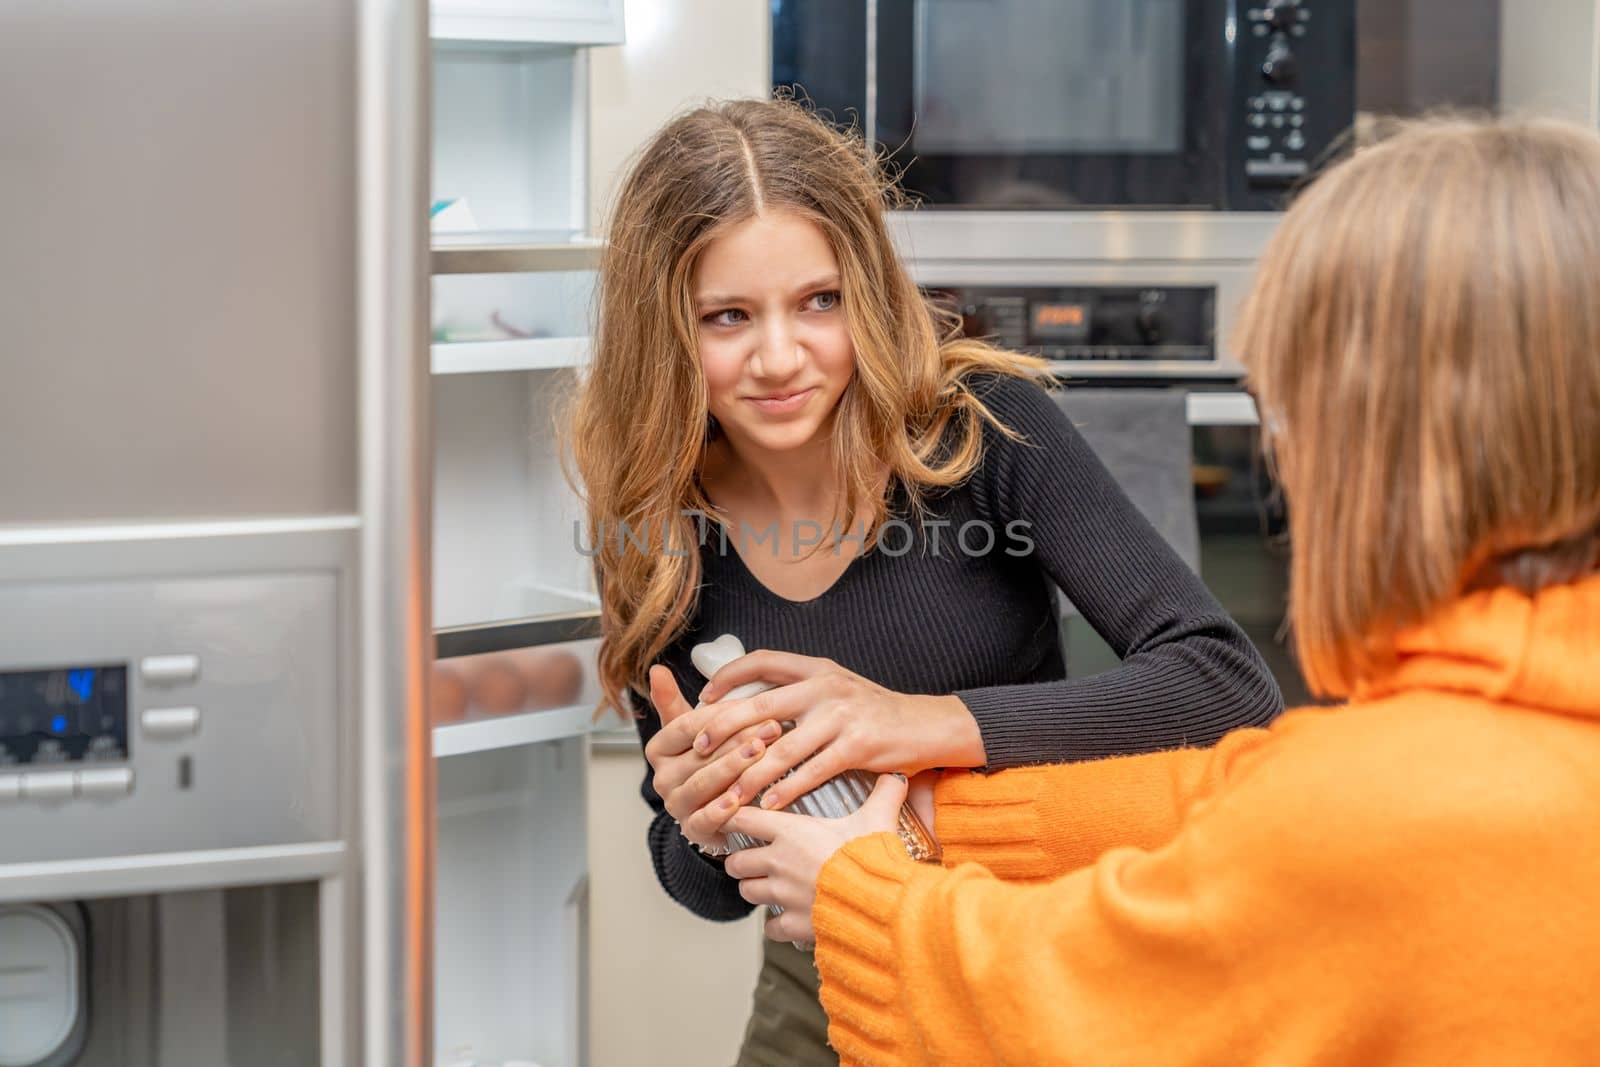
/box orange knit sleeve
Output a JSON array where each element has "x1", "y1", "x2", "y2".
[
  {"x1": 932, "y1": 726, "x2": 1273, "y2": 880},
  {"x1": 811, "y1": 705, "x2": 1514, "y2": 1066},
  {"x1": 815, "y1": 829, "x2": 1267, "y2": 1066}
]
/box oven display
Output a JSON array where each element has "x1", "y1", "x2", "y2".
[
  {"x1": 938, "y1": 284, "x2": 1216, "y2": 364},
  {"x1": 1030, "y1": 302, "x2": 1091, "y2": 342},
  {"x1": 0, "y1": 664, "x2": 129, "y2": 765}
]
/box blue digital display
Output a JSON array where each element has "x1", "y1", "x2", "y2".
[
  {"x1": 0, "y1": 664, "x2": 129, "y2": 766},
  {"x1": 68, "y1": 669, "x2": 95, "y2": 702}
]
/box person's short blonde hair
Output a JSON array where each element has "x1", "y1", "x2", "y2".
[{"x1": 1236, "y1": 116, "x2": 1600, "y2": 696}]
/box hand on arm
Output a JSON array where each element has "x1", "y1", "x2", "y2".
[{"x1": 692, "y1": 650, "x2": 986, "y2": 812}]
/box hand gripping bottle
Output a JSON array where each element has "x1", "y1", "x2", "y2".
[{"x1": 689, "y1": 634, "x2": 941, "y2": 879}]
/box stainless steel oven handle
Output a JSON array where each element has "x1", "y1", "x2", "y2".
[{"x1": 1186, "y1": 392, "x2": 1259, "y2": 427}]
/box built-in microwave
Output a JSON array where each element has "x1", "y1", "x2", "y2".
[{"x1": 773, "y1": 0, "x2": 1356, "y2": 210}]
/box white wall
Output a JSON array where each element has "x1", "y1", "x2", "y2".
[
  {"x1": 584, "y1": 5, "x2": 772, "y2": 1064},
  {"x1": 587, "y1": 746, "x2": 765, "y2": 1067},
  {"x1": 587, "y1": 0, "x2": 772, "y2": 233},
  {"x1": 1500, "y1": 0, "x2": 1600, "y2": 122}
]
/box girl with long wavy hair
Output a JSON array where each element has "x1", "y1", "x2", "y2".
[{"x1": 567, "y1": 98, "x2": 1280, "y2": 1064}]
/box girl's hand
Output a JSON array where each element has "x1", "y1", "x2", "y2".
[
  {"x1": 723, "y1": 773, "x2": 909, "y2": 944},
  {"x1": 692, "y1": 651, "x2": 984, "y2": 812},
  {"x1": 643, "y1": 665, "x2": 782, "y2": 852}
]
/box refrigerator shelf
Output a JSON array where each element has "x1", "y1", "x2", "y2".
[
  {"x1": 433, "y1": 703, "x2": 594, "y2": 758},
  {"x1": 431, "y1": 336, "x2": 590, "y2": 374},
  {"x1": 435, "y1": 609, "x2": 601, "y2": 659},
  {"x1": 431, "y1": 232, "x2": 604, "y2": 275}
]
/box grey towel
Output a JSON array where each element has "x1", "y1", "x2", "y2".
[{"x1": 1052, "y1": 388, "x2": 1199, "y2": 624}]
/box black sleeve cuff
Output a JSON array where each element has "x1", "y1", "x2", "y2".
[{"x1": 647, "y1": 810, "x2": 756, "y2": 922}]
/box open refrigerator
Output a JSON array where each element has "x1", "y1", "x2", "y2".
[
  {"x1": 427, "y1": 3, "x2": 625, "y2": 1065},
  {"x1": 0, "y1": 1, "x2": 621, "y2": 1065}
]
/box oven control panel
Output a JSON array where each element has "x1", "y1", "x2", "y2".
[{"x1": 933, "y1": 284, "x2": 1216, "y2": 372}]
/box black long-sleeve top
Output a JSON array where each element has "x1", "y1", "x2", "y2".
[{"x1": 631, "y1": 373, "x2": 1283, "y2": 921}]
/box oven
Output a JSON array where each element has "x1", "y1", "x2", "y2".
[
  {"x1": 773, "y1": 0, "x2": 1356, "y2": 210},
  {"x1": 896, "y1": 212, "x2": 1313, "y2": 704}
]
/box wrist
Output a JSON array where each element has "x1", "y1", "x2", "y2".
[
  {"x1": 683, "y1": 827, "x2": 731, "y2": 860},
  {"x1": 905, "y1": 693, "x2": 986, "y2": 770}
]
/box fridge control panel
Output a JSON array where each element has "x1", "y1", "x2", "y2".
[{"x1": 0, "y1": 572, "x2": 339, "y2": 864}]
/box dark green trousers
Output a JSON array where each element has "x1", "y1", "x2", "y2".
[{"x1": 733, "y1": 938, "x2": 838, "y2": 1066}]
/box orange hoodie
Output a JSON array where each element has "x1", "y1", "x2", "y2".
[{"x1": 813, "y1": 575, "x2": 1600, "y2": 1065}]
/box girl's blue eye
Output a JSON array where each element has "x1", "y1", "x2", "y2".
[
  {"x1": 810, "y1": 291, "x2": 840, "y2": 311},
  {"x1": 705, "y1": 308, "x2": 748, "y2": 327}
]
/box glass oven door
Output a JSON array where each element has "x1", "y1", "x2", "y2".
[
  {"x1": 1187, "y1": 416, "x2": 1312, "y2": 708},
  {"x1": 1063, "y1": 396, "x2": 1314, "y2": 709}
]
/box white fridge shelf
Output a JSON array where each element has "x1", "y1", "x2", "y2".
[
  {"x1": 434, "y1": 703, "x2": 594, "y2": 757},
  {"x1": 432, "y1": 337, "x2": 590, "y2": 374},
  {"x1": 431, "y1": 0, "x2": 625, "y2": 47},
  {"x1": 431, "y1": 232, "x2": 604, "y2": 275}
]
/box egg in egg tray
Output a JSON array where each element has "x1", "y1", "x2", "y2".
[{"x1": 429, "y1": 647, "x2": 586, "y2": 725}]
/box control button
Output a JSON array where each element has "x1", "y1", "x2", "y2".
[
  {"x1": 1248, "y1": 135, "x2": 1272, "y2": 151},
  {"x1": 142, "y1": 706, "x2": 201, "y2": 739},
  {"x1": 1263, "y1": 40, "x2": 1298, "y2": 87},
  {"x1": 1264, "y1": 0, "x2": 1299, "y2": 30},
  {"x1": 77, "y1": 767, "x2": 134, "y2": 798},
  {"x1": 1286, "y1": 131, "x2": 1307, "y2": 151},
  {"x1": 1249, "y1": 113, "x2": 1267, "y2": 129},
  {"x1": 1249, "y1": 96, "x2": 1265, "y2": 110},
  {"x1": 1291, "y1": 97, "x2": 1305, "y2": 111},
  {"x1": 22, "y1": 771, "x2": 76, "y2": 802},
  {"x1": 1290, "y1": 114, "x2": 1305, "y2": 127},
  {"x1": 33, "y1": 739, "x2": 68, "y2": 763},
  {"x1": 1268, "y1": 95, "x2": 1288, "y2": 111},
  {"x1": 141, "y1": 654, "x2": 200, "y2": 685},
  {"x1": 1137, "y1": 306, "x2": 1167, "y2": 343},
  {"x1": 0, "y1": 775, "x2": 19, "y2": 802},
  {"x1": 1246, "y1": 158, "x2": 1309, "y2": 177},
  {"x1": 1272, "y1": 115, "x2": 1286, "y2": 128}
]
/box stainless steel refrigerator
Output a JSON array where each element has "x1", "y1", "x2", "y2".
[{"x1": 0, "y1": 1, "x2": 432, "y2": 1063}]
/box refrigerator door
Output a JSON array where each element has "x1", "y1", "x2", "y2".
[
  {"x1": 0, "y1": 1, "x2": 435, "y2": 1065},
  {"x1": 0, "y1": 0, "x2": 359, "y2": 525}
]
